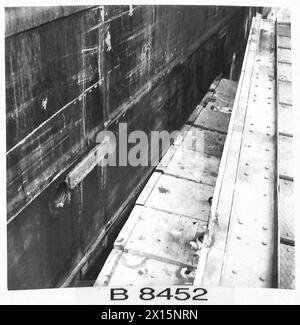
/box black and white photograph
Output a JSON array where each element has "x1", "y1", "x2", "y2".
[{"x1": 1, "y1": 0, "x2": 300, "y2": 307}]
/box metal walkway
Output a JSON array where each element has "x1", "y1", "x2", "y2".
[
  {"x1": 276, "y1": 20, "x2": 294, "y2": 289},
  {"x1": 195, "y1": 15, "x2": 294, "y2": 289},
  {"x1": 94, "y1": 13, "x2": 294, "y2": 289},
  {"x1": 94, "y1": 78, "x2": 237, "y2": 286}
]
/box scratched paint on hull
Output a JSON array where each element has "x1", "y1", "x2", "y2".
[{"x1": 6, "y1": 5, "x2": 255, "y2": 289}]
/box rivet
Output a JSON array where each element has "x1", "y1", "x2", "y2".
[
  {"x1": 265, "y1": 166, "x2": 269, "y2": 170},
  {"x1": 237, "y1": 236, "x2": 242, "y2": 240},
  {"x1": 232, "y1": 270, "x2": 237, "y2": 275},
  {"x1": 264, "y1": 176, "x2": 269, "y2": 179},
  {"x1": 244, "y1": 172, "x2": 248, "y2": 176},
  {"x1": 263, "y1": 226, "x2": 268, "y2": 231},
  {"x1": 245, "y1": 162, "x2": 249, "y2": 166},
  {"x1": 259, "y1": 277, "x2": 265, "y2": 282},
  {"x1": 265, "y1": 148, "x2": 270, "y2": 151},
  {"x1": 262, "y1": 242, "x2": 267, "y2": 246}
]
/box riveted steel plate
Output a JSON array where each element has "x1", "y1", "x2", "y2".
[
  {"x1": 193, "y1": 106, "x2": 231, "y2": 134},
  {"x1": 188, "y1": 78, "x2": 237, "y2": 125},
  {"x1": 109, "y1": 251, "x2": 195, "y2": 286},
  {"x1": 124, "y1": 206, "x2": 206, "y2": 267},
  {"x1": 201, "y1": 16, "x2": 264, "y2": 287},
  {"x1": 144, "y1": 173, "x2": 213, "y2": 221},
  {"x1": 220, "y1": 19, "x2": 277, "y2": 288},
  {"x1": 158, "y1": 145, "x2": 220, "y2": 186}
]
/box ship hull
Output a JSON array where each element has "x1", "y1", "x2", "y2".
[{"x1": 6, "y1": 5, "x2": 256, "y2": 289}]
